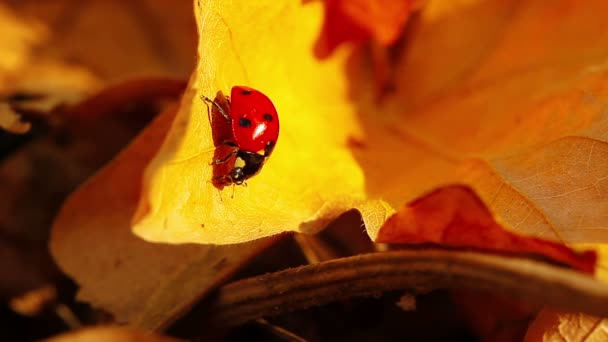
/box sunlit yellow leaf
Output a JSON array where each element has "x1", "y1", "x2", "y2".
[{"x1": 132, "y1": 1, "x2": 390, "y2": 244}]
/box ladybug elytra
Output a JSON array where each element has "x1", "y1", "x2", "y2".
[{"x1": 204, "y1": 86, "x2": 279, "y2": 186}]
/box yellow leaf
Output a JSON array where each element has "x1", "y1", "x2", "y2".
[
  {"x1": 134, "y1": 0, "x2": 608, "y2": 247},
  {"x1": 132, "y1": 1, "x2": 391, "y2": 244}
]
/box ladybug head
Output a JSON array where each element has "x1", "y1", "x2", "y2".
[{"x1": 230, "y1": 167, "x2": 246, "y2": 185}]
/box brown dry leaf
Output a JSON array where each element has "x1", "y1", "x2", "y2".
[
  {"x1": 50, "y1": 107, "x2": 279, "y2": 329},
  {"x1": 44, "y1": 326, "x2": 181, "y2": 342},
  {"x1": 525, "y1": 309, "x2": 608, "y2": 342}
]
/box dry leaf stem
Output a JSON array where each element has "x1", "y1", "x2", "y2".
[{"x1": 206, "y1": 249, "x2": 608, "y2": 326}]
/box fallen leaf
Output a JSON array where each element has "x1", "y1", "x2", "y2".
[
  {"x1": 377, "y1": 185, "x2": 597, "y2": 273},
  {"x1": 50, "y1": 106, "x2": 279, "y2": 330},
  {"x1": 44, "y1": 326, "x2": 181, "y2": 342},
  {"x1": 525, "y1": 309, "x2": 608, "y2": 342},
  {"x1": 132, "y1": 0, "x2": 608, "y2": 248}
]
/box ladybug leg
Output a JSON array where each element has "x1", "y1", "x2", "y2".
[
  {"x1": 220, "y1": 139, "x2": 238, "y2": 147},
  {"x1": 201, "y1": 95, "x2": 231, "y2": 123},
  {"x1": 212, "y1": 174, "x2": 231, "y2": 185},
  {"x1": 211, "y1": 149, "x2": 237, "y2": 165}
]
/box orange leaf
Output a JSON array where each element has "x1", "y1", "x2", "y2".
[
  {"x1": 313, "y1": 0, "x2": 419, "y2": 58},
  {"x1": 377, "y1": 185, "x2": 597, "y2": 273}
]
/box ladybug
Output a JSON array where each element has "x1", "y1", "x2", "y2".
[{"x1": 203, "y1": 86, "x2": 279, "y2": 186}]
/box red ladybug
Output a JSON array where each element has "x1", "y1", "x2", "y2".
[{"x1": 204, "y1": 86, "x2": 279, "y2": 186}]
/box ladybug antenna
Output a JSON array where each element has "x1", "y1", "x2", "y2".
[
  {"x1": 217, "y1": 186, "x2": 224, "y2": 203},
  {"x1": 202, "y1": 95, "x2": 230, "y2": 122}
]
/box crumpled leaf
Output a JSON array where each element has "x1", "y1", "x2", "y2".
[
  {"x1": 133, "y1": 0, "x2": 608, "y2": 247},
  {"x1": 525, "y1": 309, "x2": 608, "y2": 342},
  {"x1": 377, "y1": 185, "x2": 597, "y2": 273}
]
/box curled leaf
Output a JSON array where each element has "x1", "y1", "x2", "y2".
[{"x1": 377, "y1": 185, "x2": 597, "y2": 273}]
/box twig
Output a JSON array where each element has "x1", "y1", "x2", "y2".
[{"x1": 204, "y1": 249, "x2": 608, "y2": 326}]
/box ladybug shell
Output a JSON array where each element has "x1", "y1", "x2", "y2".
[{"x1": 229, "y1": 86, "x2": 279, "y2": 153}]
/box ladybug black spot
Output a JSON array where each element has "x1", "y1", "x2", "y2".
[
  {"x1": 239, "y1": 117, "x2": 252, "y2": 128},
  {"x1": 263, "y1": 113, "x2": 273, "y2": 121},
  {"x1": 240, "y1": 89, "x2": 252, "y2": 95}
]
